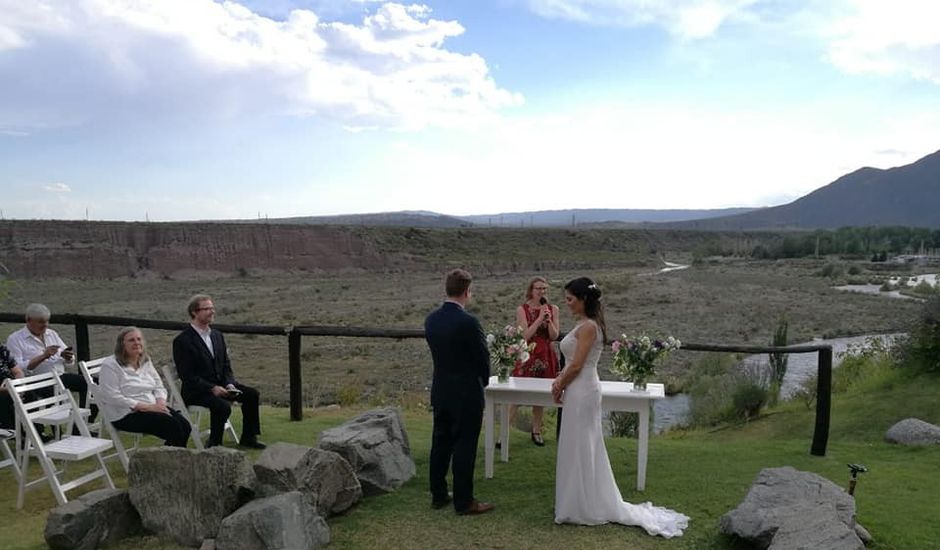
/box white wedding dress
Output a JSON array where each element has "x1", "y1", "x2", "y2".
[{"x1": 555, "y1": 320, "x2": 690, "y2": 538}]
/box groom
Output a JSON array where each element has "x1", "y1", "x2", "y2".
[{"x1": 425, "y1": 269, "x2": 495, "y2": 515}]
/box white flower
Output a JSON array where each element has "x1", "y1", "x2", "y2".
[{"x1": 486, "y1": 333, "x2": 496, "y2": 345}]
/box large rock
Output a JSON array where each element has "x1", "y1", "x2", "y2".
[
  {"x1": 317, "y1": 407, "x2": 415, "y2": 496},
  {"x1": 884, "y1": 418, "x2": 940, "y2": 445},
  {"x1": 128, "y1": 447, "x2": 256, "y2": 547},
  {"x1": 215, "y1": 491, "x2": 330, "y2": 550},
  {"x1": 254, "y1": 442, "x2": 362, "y2": 515},
  {"x1": 45, "y1": 488, "x2": 142, "y2": 550},
  {"x1": 720, "y1": 467, "x2": 865, "y2": 549}
]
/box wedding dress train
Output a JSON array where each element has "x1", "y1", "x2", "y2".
[{"x1": 555, "y1": 321, "x2": 689, "y2": 538}]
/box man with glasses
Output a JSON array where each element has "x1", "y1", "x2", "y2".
[{"x1": 172, "y1": 294, "x2": 265, "y2": 449}]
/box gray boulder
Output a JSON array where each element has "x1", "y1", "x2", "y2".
[
  {"x1": 317, "y1": 407, "x2": 415, "y2": 496},
  {"x1": 720, "y1": 467, "x2": 865, "y2": 549},
  {"x1": 767, "y1": 505, "x2": 863, "y2": 550},
  {"x1": 254, "y1": 442, "x2": 362, "y2": 515},
  {"x1": 45, "y1": 488, "x2": 142, "y2": 550},
  {"x1": 215, "y1": 491, "x2": 330, "y2": 550},
  {"x1": 885, "y1": 418, "x2": 940, "y2": 445},
  {"x1": 128, "y1": 447, "x2": 256, "y2": 547}
]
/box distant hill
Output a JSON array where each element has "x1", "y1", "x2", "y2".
[
  {"x1": 669, "y1": 149, "x2": 940, "y2": 230},
  {"x1": 239, "y1": 210, "x2": 473, "y2": 228},
  {"x1": 459, "y1": 208, "x2": 755, "y2": 227}
]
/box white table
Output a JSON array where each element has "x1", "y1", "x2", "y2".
[{"x1": 483, "y1": 376, "x2": 665, "y2": 491}]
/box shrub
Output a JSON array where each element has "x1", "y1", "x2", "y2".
[
  {"x1": 904, "y1": 296, "x2": 940, "y2": 374},
  {"x1": 608, "y1": 411, "x2": 639, "y2": 438},
  {"x1": 791, "y1": 374, "x2": 818, "y2": 410},
  {"x1": 338, "y1": 382, "x2": 362, "y2": 406},
  {"x1": 769, "y1": 318, "x2": 789, "y2": 400},
  {"x1": 835, "y1": 336, "x2": 901, "y2": 393},
  {"x1": 912, "y1": 280, "x2": 937, "y2": 297},
  {"x1": 731, "y1": 382, "x2": 768, "y2": 421},
  {"x1": 847, "y1": 265, "x2": 862, "y2": 276},
  {"x1": 818, "y1": 263, "x2": 844, "y2": 278}
]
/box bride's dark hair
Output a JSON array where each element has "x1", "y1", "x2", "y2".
[{"x1": 564, "y1": 277, "x2": 607, "y2": 343}]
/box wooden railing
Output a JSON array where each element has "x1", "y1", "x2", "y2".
[{"x1": 0, "y1": 312, "x2": 832, "y2": 456}]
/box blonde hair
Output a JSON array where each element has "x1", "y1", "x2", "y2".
[{"x1": 525, "y1": 277, "x2": 548, "y2": 301}]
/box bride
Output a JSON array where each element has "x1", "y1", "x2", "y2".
[{"x1": 551, "y1": 277, "x2": 689, "y2": 538}]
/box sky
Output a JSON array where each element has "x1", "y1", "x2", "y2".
[{"x1": 1, "y1": 0, "x2": 939, "y2": 221}]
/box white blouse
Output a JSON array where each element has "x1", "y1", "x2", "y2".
[{"x1": 97, "y1": 355, "x2": 168, "y2": 422}]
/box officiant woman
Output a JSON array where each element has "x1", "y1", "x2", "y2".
[{"x1": 511, "y1": 277, "x2": 560, "y2": 446}]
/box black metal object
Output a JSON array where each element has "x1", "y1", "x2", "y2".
[{"x1": 288, "y1": 329, "x2": 302, "y2": 421}]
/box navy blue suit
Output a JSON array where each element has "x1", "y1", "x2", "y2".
[{"x1": 425, "y1": 301, "x2": 490, "y2": 511}]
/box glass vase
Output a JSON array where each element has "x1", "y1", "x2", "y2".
[
  {"x1": 631, "y1": 377, "x2": 647, "y2": 392},
  {"x1": 497, "y1": 366, "x2": 510, "y2": 383}
]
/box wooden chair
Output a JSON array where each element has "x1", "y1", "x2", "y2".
[
  {"x1": 160, "y1": 364, "x2": 239, "y2": 449},
  {"x1": 4, "y1": 373, "x2": 114, "y2": 508},
  {"x1": 79, "y1": 358, "x2": 142, "y2": 472}
]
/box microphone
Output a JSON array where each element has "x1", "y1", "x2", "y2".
[{"x1": 539, "y1": 297, "x2": 547, "y2": 306}]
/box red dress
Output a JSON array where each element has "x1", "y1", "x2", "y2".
[{"x1": 512, "y1": 303, "x2": 559, "y2": 378}]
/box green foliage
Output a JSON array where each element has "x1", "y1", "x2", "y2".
[
  {"x1": 791, "y1": 374, "x2": 818, "y2": 410},
  {"x1": 904, "y1": 296, "x2": 940, "y2": 374},
  {"x1": 818, "y1": 262, "x2": 844, "y2": 278},
  {"x1": 731, "y1": 382, "x2": 768, "y2": 421},
  {"x1": 752, "y1": 226, "x2": 940, "y2": 259},
  {"x1": 769, "y1": 317, "x2": 789, "y2": 388},
  {"x1": 337, "y1": 381, "x2": 363, "y2": 406},
  {"x1": 834, "y1": 337, "x2": 901, "y2": 394},
  {"x1": 607, "y1": 411, "x2": 639, "y2": 438}
]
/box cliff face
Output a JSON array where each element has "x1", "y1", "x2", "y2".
[{"x1": 0, "y1": 221, "x2": 389, "y2": 279}]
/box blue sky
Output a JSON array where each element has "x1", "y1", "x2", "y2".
[{"x1": 1, "y1": 0, "x2": 939, "y2": 221}]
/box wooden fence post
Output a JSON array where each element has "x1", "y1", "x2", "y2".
[
  {"x1": 288, "y1": 328, "x2": 303, "y2": 421},
  {"x1": 811, "y1": 346, "x2": 832, "y2": 456},
  {"x1": 75, "y1": 316, "x2": 91, "y2": 363}
]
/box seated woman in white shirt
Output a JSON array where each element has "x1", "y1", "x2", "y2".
[{"x1": 98, "y1": 327, "x2": 190, "y2": 447}]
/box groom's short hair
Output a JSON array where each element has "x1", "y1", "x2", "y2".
[{"x1": 445, "y1": 269, "x2": 472, "y2": 298}]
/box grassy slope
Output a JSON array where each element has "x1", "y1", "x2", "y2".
[{"x1": 2, "y1": 370, "x2": 939, "y2": 550}]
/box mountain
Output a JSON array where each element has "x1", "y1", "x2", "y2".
[
  {"x1": 236, "y1": 211, "x2": 473, "y2": 228},
  {"x1": 670, "y1": 149, "x2": 940, "y2": 230},
  {"x1": 459, "y1": 208, "x2": 755, "y2": 227}
]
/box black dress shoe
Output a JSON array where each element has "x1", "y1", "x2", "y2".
[
  {"x1": 456, "y1": 500, "x2": 495, "y2": 516},
  {"x1": 239, "y1": 438, "x2": 267, "y2": 450},
  {"x1": 531, "y1": 432, "x2": 545, "y2": 447},
  {"x1": 431, "y1": 495, "x2": 452, "y2": 509}
]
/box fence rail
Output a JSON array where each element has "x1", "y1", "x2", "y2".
[{"x1": 0, "y1": 312, "x2": 833, "y2": 456}]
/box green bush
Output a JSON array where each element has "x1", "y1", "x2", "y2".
[
  {"x1": 847, "y1": 265, "x2": 862, "y2": 276},
  {"x1": 608, "y1": 411, "x2": 640, "y2": 437},
  {"x1": 791, "y1": 374, "x2": 817, "y2": 410},
  {"x1": 818, "y1": 263, "x2": 844, "y2": 278},
  {"x1": 835, "y1": 337, "x2": 902, "y2": 393},
  {"x1": 731, "y1": 382, "x2": 768, "y2": 421},
  {"x1": 905, "y1": 296, "x2": 940, "y2": 374}
]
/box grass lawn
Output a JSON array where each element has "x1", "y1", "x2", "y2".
[{"x1": 2, "y1": 370, "x2": 940, "y2": 549}]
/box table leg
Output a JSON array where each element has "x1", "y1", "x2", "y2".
[
  {"x1": 637, "y1": 405, "x2": 649, "y2": 491},
  {"x1": 500, "y1": 403, "x2": 510, "y2": 462},
  {"x1": 484, "y1": 399, "x2": 494, "y2": 479}
]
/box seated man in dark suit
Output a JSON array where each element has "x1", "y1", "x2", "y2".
[{"x1": 172, "y1": 294, "x2": 265, "y2": 449}]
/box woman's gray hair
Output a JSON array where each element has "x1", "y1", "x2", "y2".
[
  {"x1": 25, "y1": 303, "x2": 51, "y2": 321},
  {"x1": 114, "y1": 327, "x2": 149, "y2": 366}
]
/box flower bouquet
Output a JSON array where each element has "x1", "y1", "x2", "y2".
[
  {"x1": 611, "y1": 334, "x2": 681, "y2": 391},
  {"x1": 487, "y1": 325, "x2": 536, "y2": 383}
]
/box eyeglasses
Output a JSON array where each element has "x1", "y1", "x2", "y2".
[
  {"x1": 533, "y1": 286, "x2": 549, "y2": 291},
  {"x1": 196, "y1": 307, "x2": 216, "y2": 312}
]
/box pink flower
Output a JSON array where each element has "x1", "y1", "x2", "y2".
[{"x1": 612, "y1": 341, "x2": 622, "y2": 353}]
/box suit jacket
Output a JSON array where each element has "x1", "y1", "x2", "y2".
[
  {"x1": 172, "y1": 326, "x2": 236, "y2": 402},
  {"x1": 425, "y1": 301, "x2": 490, "y2": 409}
]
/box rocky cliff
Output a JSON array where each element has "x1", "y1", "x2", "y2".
[{"x1": 0, "y1": 221, "x2": 389, "y2": 279}]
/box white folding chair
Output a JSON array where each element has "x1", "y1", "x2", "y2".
[
  {"x1": 160, "y1": 364, "x2": 239, "y2": 449},
  {"x1": 4, "y1": 374, "x2": 114, "y2": 508},
  {"x1": 0, "y1": 426, "x2": 21, "y2": 483},
  {"x1": 79, "y1": 358, "x2": 142, "y2": 472}
]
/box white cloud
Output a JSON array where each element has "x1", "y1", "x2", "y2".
[
  {"x1": 42, "y1": 183, "x2": 72, "y2": 193},
  {"x1": 525, "y1": 0, "x2": 759, "y2": 39},
  {"x1": 822, "y1": 0, "x2": 940, "y2": 84},
  {"x1": 0, "y1": 1, "x2": 521, "y2": 130}
]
